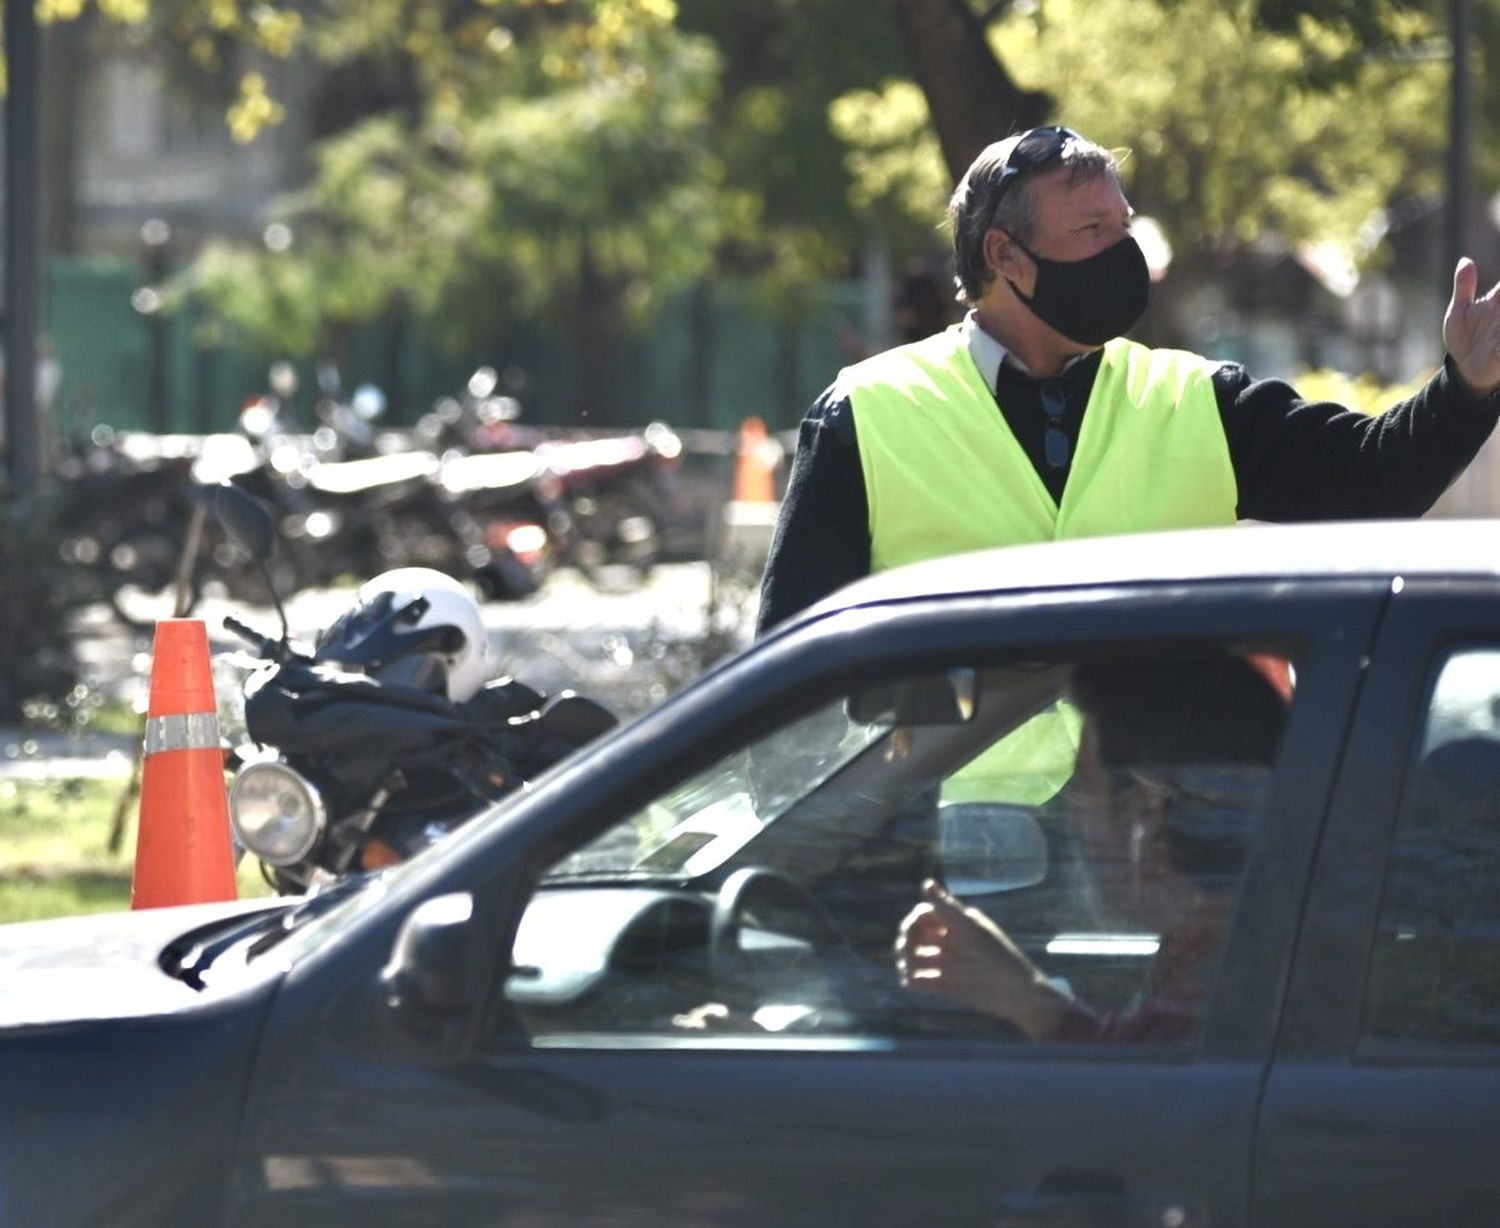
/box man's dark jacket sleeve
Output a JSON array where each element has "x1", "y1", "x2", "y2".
[
  {"x1": 1219, "y1": 357, "x2": 1497, "y2": 521},
  {"x1": 757, "y1": 357, "x2": 1500, "y2": 635},
  {"x1": 756, "y1": 385, "x2": 868, "y2": 634}
]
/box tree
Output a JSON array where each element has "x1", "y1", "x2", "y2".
[
  {"x1": 833, "y1": 0, "x2": 1450, "y2": 345},
  {"x1": 159, "y1": 0, "x2": 1468, "y2": 397},
  {"x1": 174, "y1": 0, "x2": 728, "y2": 421},
  {"x1": 892, "y1": 0, "x2": 1048, "y2": 181}
]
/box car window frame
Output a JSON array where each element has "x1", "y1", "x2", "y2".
[
  {"x1": 467, "y1": 578, "x2": 1387, "y2": 1065},
  {"x1": 1278, "y1": 580, "x2": 1500, "y2": 1066}
]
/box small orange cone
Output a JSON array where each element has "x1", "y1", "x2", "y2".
[
  {"x1": 131, "y1": 619, "x2": 238, "y2": 909},
  {"x1": 733, "y1": 416, "x2": 780, "y2": 504}
]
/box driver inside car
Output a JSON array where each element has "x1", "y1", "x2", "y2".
[{"x1": 894, "y1": 654, "x2": 1291, "y2": 1042}]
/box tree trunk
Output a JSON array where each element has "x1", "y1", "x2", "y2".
[{"x1": 892, "y1": 0, "x2": 1051, "y2": 183}]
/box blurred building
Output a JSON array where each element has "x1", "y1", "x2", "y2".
[{"x1": 40, "y1": 20, "x2": 312, "y2": 258}]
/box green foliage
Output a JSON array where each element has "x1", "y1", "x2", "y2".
[
  {"x1": 177, "y1": 0, "x2": 727, "y2": 357},
  {"x1": 676, "y1": 0, "x2": 912, "y2": 287},
  {"x1": 31, "y1": 0, "x2": 305, "y2": 139},
  {"x1": 1013, "y1": 0, "x2": 1440, "y2": 250},
  {"x1": 832, "y1": 0, "x2": 1448, "y2": 286},
  {"x1": 829, "y1": 80, "x2": 951, "y2": 251},
  {"x1": 159, "y1": 0, "x2": 1473, "y2": 367},
  {"x1": 1252, "y1": 0, "x2": 1434, "y2": 68}
]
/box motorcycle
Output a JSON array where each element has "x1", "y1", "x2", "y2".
[
  {"x1": 52, "y1": 430, "x2": 214, "y2": 630},
  {"x1": 535, "y1": 420, "x2": 686, "y2": 585},
  {"x1": 415, "y1": 365, "x2": 549, "y2": 456},
  {"x1": 230, "y1": 374, "x2": 542, "y2": 599},
  {"x1": 212, "y1": 484, "x2": 618, "y2": 895},
  {"x1": 419, "y1": 367, "x2": 689, "y2": 588}
]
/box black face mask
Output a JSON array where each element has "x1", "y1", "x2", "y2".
[{"x1": 1006, "y1": 233, "x2": 1150, "y2": 347}]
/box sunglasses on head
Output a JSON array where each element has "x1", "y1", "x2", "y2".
[{"x1": 983, "y1": 125, "x2": 1082, "y2": 236}]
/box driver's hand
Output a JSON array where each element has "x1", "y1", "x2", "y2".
[{"x1": 895, "y1": 879, "x2": 1071, "y2": 1041}]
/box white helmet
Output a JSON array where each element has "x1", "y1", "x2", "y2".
[{"x1": 317, "y1": 567, "x2": 490, "y2": 703}]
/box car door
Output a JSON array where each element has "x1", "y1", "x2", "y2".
[
  {"x1": 1254, "y1": 581, "x2": 1500, "y2": 1226},
  {"x1": 228, "y1": 581, "x2": 1381, "y2": 1228}
]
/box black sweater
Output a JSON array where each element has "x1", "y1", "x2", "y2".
[{"x1": 757, "y1": 349, "x2": 1500, "y2": 633}]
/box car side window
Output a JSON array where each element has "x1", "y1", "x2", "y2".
[
  {"x1": 508, "y1": 646, "x2": 1296, "y2": 1051},
  {"x1": 1364, "y1": 648, "x2": 1500, "y2": 1050}
]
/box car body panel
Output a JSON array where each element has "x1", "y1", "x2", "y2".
[
  {"x1": 4, "y1": 978, "x2": 279, "y2": 1225},
  {"x1": 0, "y1": 898, "x2": 284, "y2": 1028},
  {"x1": 224, "y1": 575, "x2": 1386, "y2": 1227},
  {"x1": 1255, "y1": 581, "x2": 1500, "y2": 1226},
  {"x1": 6, "y1": 521, "x2": 1500, "y2": 1225}
]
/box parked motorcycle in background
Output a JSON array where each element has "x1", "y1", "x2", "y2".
[
  {"x1": 420, "y1": 366, "x2": 691, "y2": 589},
  {"x1": 537, "y1": 419, "x2": 686, "y2": 587},
  {"x1": 307, "y1": 358, "x2": 389, "y2": 461},
  {"x1": 416, "y1": 365, "x2": 547, "y2": 456},
  {"x1": 212, "y1": 485, "x2": 617, "y2": 894},
  {"x1": 52, "y1": 428, "x2": 211, "y2": 629},
  {"x1": 225, "y1": 363, "x2": 545, "y2": 598},
  {"x1": 432, "y1": 444, "x2": 564, "y2": 600}
]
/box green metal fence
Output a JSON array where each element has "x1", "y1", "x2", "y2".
[{"x1": 43, "y1": 257, "x2": 868, "y2": 440}]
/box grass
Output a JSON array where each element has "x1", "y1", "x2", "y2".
[{"x1": 0, "y1": 775, "x2": 272, "y2": 926}]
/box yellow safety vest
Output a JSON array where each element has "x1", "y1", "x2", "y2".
[{"x1": 843, "y1": 327, "x2": 1237, "y2": 803}]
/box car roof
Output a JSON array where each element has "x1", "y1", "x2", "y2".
[{"x1": 803, "y1": 519, "x2": 1500, "y2": 620}]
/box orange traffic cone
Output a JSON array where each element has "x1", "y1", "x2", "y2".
[
  {"x1": 131, "y1": 619, "x2": 238, "y2": 909},
  {"x1": 733, "y1": 416, "x2": 780, "y2": 504}
]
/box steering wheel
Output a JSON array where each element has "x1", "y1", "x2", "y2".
[{"x1": 708, "y1": 866, "x2": 852, "y2": 1001}]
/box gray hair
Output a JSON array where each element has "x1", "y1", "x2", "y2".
[{"x1": 947, "y1": 130, "x2": 1122, "y2": 305}]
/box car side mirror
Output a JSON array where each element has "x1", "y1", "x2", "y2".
[
  {"x1": 381, "y1": 892, "x2": 477, "y2": 1036},
  {"x1": 937, "y1": 802, "x2": 1047, "y2": 895}
]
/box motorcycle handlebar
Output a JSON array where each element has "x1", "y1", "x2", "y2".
[{"x1": 223, "y1": 614, "x2": 281, "y2": 658}]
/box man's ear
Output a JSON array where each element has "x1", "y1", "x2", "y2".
[{"x1": 986, "y1": 229, "x2": 1028, "y2": 289}]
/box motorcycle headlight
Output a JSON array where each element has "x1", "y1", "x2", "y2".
[{"x1": 230, "y1": 761, "x2": 326, "y2": 866}]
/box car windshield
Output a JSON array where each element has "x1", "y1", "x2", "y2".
[
  {"x1": 544, "y1": 697, "x2": 896, "y2": 882},
  {"x1": 224, "y1": 700, "x2": 892, "y2": 964}
]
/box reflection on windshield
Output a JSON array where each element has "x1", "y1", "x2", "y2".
[{"x1": 545, "y1": 699, "x2": 892, "y2": 882}]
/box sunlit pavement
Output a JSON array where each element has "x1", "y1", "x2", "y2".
[{"x1": 11, "y1": 561, "x2": 757, "y2": 778}]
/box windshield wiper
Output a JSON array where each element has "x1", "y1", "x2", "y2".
[
  {"x1": 163, "y1": 906, "x2": 293, "y2": 988},
  {"x1": 244, "y1": 873, "x2": 373, "y2": 960},
  {"x1": 163, "y1": 876, "x2": 372, "y2": 987}
]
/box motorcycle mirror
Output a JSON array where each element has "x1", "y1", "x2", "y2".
[
  {"x1": 214, "y1": 483, "x2": 277, "y2": 562},
  {"x1": 214, "y1": 483, "x2": 292, "y2": 646}
]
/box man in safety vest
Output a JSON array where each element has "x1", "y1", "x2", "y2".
[{"x1": 757, "y1": 124, "x2": 1500, "y2": 633}]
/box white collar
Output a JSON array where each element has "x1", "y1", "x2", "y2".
[
  {"x1": 961, "y1": 310, "x2": 1092, "y2": 386},
  {"x1": 961, "y1": 311, "x2": 1018, "y2": 387}
]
